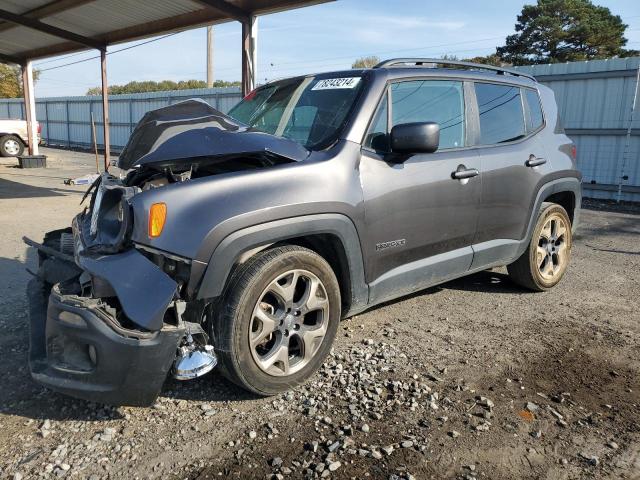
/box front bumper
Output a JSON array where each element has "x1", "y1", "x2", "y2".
[{"x1": 28, "y1": 277, "x2": 183, "y2": 406}]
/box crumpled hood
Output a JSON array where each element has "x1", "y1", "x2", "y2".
[{"x1": 117, "y1": 99, "x2": 310, "y2": 170}]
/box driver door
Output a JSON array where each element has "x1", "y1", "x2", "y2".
[{"x1": 360, "y1": 79, "x2": 481, "y2": 304}]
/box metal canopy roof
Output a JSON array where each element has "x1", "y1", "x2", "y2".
[
  {"x1": 0, "y1": 0, "x2": 332, "y2": 166},
  {"x1": 0, "y1": 0, "x2": 332, "y2": 63}
]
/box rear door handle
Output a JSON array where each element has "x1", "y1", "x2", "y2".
[
  {"x1": 526, "y1": 155, "x2": 547, "y2": 167},
  {"x1": 451, "y1": 166, "x2": 479, "y2": 180}
]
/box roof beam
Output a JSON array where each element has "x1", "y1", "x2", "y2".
[
  {"x1": 19, "y1": 8, "x2": 233, "y2": 59},
  {"x1": 0, "y1": 7, "x2": 105, "y2": 50},
  {"x1": 0, "y1": 52, "x2": 23, "y2": 65},
  {"x1": 15, "y1": 1, "x2": 334, "y2": 60},
  {"x1": 194, "y1": 0, "x2": 251, "y2": 22},
  {"x1": 0, "y1": 0, "x2": 97, "y2": 33}
]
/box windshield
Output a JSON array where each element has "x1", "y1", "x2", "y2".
[{"x1": 227, "y1": 75, "x2": 363, "y2": 149}]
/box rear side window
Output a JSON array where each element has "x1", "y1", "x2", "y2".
[
  {"x1": 524, "y1": 88, "x2": 544, "y2": 133},
  {"x1": 475, "y1": 83, "x2": 525, "y2": 144}
]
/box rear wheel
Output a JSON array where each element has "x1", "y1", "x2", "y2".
[
  {"x1": 0, "y1": 134, "x2": 24, "y2": 157},
  {"x1": 507, "y1": 202, "x2": 572, "y2": 291},
  {"x1": 212, "y1": 245, "x2": 341, "y2": 395}
]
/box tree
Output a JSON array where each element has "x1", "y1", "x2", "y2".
[
  {"x1": 463, "y1": 54, "x2": 511, "y2": 67},
  {"x1": 86, "y1": 79, "x2": 241, "y2": 95},
  {"x1": 0, "y1": 64, "x2": 40, "y2": 98},
  {"x1": 352, "y1": 56, "x2": 380, "y2": 69},
  {"x1": 497, "y1": 0, "x2": 637, "y2": 65}
]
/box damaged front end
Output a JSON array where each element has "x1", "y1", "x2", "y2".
[
  {"x1": 25, "y1": 100, "x2": 304, "y2": 406},
  {"x1": 25, "y1": 212, "x2": 211, "y2": 406}
]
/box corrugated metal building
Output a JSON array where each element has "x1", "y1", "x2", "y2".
[
  {"x1": 0, "y1": 56, "x2": 639, "y2": 201},
  {"x1": 516, "y1": 57, "x2": 640, "y2": 202},
  {"x1": 0, "y1": 86, "x2": 243, "y2": 151}
]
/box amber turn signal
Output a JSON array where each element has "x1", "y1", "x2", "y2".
[{"x1": 148, "y1": 203, "x2": 167, "y2": 238}]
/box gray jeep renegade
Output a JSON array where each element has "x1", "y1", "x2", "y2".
[{"x1": 26, "y1": 58, "x2": 581, "y2": 406}]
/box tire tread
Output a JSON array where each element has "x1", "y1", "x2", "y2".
[{"x1": 211, "y1": 245, "x2": 340, "y2": 395}]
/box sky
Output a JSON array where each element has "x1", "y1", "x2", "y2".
[{"x1": 32, "y1": 0, "x2": 640, "y2": 97}]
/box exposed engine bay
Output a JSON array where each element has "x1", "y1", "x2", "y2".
[{"x1": 24, "y1": 100, "x2": 305, "y2": 405}]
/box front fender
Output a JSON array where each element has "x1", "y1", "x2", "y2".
[{"x1": 194, "y1": 214, "x2": 368, "y2": 316}]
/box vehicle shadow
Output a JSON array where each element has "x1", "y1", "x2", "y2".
[
  {"x1": 366, "y1": 269, "x2": 528, "y2": 315},
  {"x1": 161, "y1": 374, "x2": 260, "y2": 403},
  {"x1": 0, "y1": 176, "x2": 67, "y2": 199},
  {"x1": 440, "y1": 269, "x2": 527, "y2": 294},
  {"x1": 0, "y1": 262, "x2": 542, "y2": 421}
]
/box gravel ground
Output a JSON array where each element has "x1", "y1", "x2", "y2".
[{"x1": 0, "y1": 149, "x2": 639, "y2": 480}]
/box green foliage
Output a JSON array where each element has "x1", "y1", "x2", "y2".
[
  {"x1": 86, "y1": 79, "x2": 241, "y2": 95},
  {"x1": 497, "y1": 0, "x2": 636, "y2": 65},
  {"x1": 0, "y1": 64, "x2": 40, "y2": 98},
  {"x1": 352, "y1": 56, "x2": 380, "y2": 69},
  {"x1": 463, "y1": 54, "x2": 511, "y2": 66}
]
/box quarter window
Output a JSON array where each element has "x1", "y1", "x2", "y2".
[
  {"x1": 524, "y1": 89, "x2": 544, "y2": 133},
  {"x1": 475, "y1": 83, "x2": 525, "y2": 145},
  {"x1": 364, "y1": 91, "x2": 389, "y2": 151}
]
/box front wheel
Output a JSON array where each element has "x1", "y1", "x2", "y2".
[
  {"x1": 212, "y1": 245, "x2": 341, "y2": 395},
  {"x1": 508, "y1": 202, "x2": 572, "y2": 291}
]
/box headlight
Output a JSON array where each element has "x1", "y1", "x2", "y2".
[{"x1": 89, "y1": 188, "x2": 132, "y2": 252}]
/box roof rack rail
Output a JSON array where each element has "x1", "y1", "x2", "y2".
[{"x1": 373, "y1": 58, "x2": 536, "y2": 82}]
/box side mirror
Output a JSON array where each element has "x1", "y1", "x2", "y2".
[{"x1": 390, "y1": 122, "x2": 440, "y2": 154}]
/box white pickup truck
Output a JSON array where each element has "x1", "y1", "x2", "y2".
[{"x1": 0, "y1": 119, "x2": 41, "y2": 157}]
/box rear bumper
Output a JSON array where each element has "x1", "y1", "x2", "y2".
[{"x1": 28, "y1": 278, "x2": 183, "y2": 406}]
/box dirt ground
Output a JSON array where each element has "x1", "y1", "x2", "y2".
[{"x1": 0, "y1": 148, "x2": 639, "y2": 480}]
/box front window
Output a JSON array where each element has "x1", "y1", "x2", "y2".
[
  {"x1": 228, "y1": 76, "x2": 364, "y2": 149},
  {"x1": 364, "y1": 80, "x2": 465, "y2": 152}
]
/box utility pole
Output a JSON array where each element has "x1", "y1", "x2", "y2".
[{"x1": 206, "y1": 25, "x2": 214, "y2": 88}]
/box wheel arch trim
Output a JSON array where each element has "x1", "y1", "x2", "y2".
[
  {"x1": 195, "y1": 214, "x2": 369, "y2": 316},
  {"x1": 517, "y1": 176, "x2": 581, "y2": 259}
]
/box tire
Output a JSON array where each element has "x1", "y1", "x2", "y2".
[
  {"x1": 507, "y1": 202, "x2": 572, "y2": 291},
  {"x1": 0, "y1": 134, "x2": 25, "y2": 157},
  {"x1": 212, "y1": 245, "x2": 341, "y2": 395}
]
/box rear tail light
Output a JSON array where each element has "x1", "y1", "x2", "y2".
[
  {"x1": 148, "y1": 203, "x2": 167, "y2": 238},
  {"x1": 571, "y1": 144, "x2": 577, "y2": 160},
  {"x1": 37, "y1": 122, "x2": 42, "y2": 134}
]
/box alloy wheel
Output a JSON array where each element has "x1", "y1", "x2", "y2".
[
  {"x1": 249, "y1": 269, "x2": 330, "y2": 377},
  {"x1": 536, "y1": 213, "x2": 569, "y2": 281}
]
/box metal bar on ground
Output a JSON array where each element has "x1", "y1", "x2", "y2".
[
  {"x1": 101, "y1": 49, "x2": 110, "y2": 170},
  {"x1": 91, "y1": 111, "x2": 99, "y2": 173}
]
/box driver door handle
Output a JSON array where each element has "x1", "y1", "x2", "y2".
[
  {"x1": 526, "y1": 155, "x2": 547, "y2": 167},
  {"x1": 451, "y1": 166, "x2": 479, "y2": 180}
]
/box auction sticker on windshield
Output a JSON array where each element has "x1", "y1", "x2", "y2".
[{"x1": 312, "y1": 77, "x2": 361, "y2": 90}]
